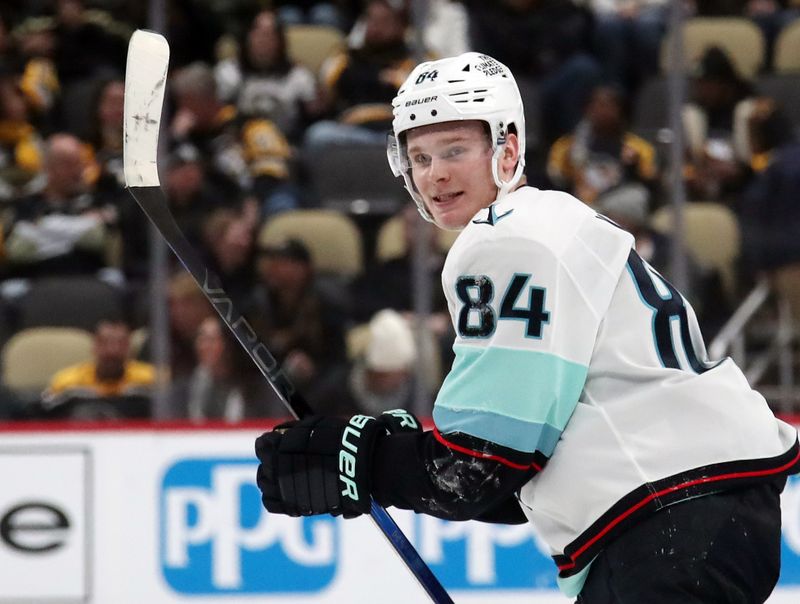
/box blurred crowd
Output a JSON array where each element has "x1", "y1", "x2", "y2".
[{"x1": 1, "y1": 0, "x2": 800, "y2": 422}]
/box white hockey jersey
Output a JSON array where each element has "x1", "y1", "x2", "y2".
[{"x1": 432, "y1": 186, "x2": 800, "y2": 595}]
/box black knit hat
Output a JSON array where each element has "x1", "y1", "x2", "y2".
[
  {"x1": 694, "y1": 47, "x2": 741, "y2": 83},
  {"x1": 258, "y1": 238, "x2": 311, "y2": 263}
]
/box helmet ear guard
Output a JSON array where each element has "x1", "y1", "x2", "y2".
[
  {"x1": 386, "y1": 131, "x2": 431, "y2": 222},
  {"x1": 386, "y1": 133, "x2": 403, "y2": 178},
  {"x1": 387, "y1": 53, "x2": 526, "y2": 226}
]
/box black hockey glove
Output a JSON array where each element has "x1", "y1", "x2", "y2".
[{"x1": 255, "y1": 410, "x2": 421, "y2": 518}]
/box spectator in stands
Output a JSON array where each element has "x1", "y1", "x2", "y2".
[
  {"x1": 303, "y1": 0, "x2": 417, "y2": 151},
  {"x1": 587, "y1": 0, "x2": 669, "y2": 92},
  {"x1": 160, "y1": 144, "x2": 235, "y2": 250},
  {"x1": 3, "y1": 132, "x2": 112, "y2": 279},
  {"x1": 465, "y1": 0, "x2": 601, "y2": 144},
  {"x1": 200, "y1": 207, "x2": 258, "y2": 307},
  {"x1": 595, "y1": 183, "x2": 680, "y2": 281},
  {"x1": 0, "y1": 65, "x2": 43, "y2": 203},
  {"x1": 170, "y1": 61, "x2": 249, "y2": 191},
  {"x1": 547, "y1": 84, "x2": 658, "y2": 205},
  {"x1": 15, "y1": 0, "x2": 127, "y2": 94},
  {"x1": 168, "y1": 315, "x2": 283, "y2": 422},
  {"x1": 352, "y1": 203, "x2": 448, "y2": 322},
  {"x1": 10, "y1": 14, "x2": 60, "y2": 121},
  {"x1": 348, "y1": 308, "x2": 417, "y2": 414},
  {"x1": 167, "y1": 271, "x2": 216, "y2": 378},
  {"x1": 595, "y1": 182, "x2": 727, "y2": 336},
  {"x1": 246, "y1": 237, "x2": 348, "y2": 398},
  {"x1": 215, "y1": 9, "x2": 322, "y2": 142},
  {"x1": 39, "y1": 318, "x2": 156, "y2": 419},
  {"x1": 87, "y1": 77, "x2": 125, "y2": 196},
  {"x1": 745, "y1": 1, "x2": 800, "y2": 71},
  {"x1": 83, "y1": 76, "x2": 152, "y2": 283},
  {"x1": 170, "y1": 61, "x2": 298, "y2": 215},
  {"x1": 684, "y1": 46, "x2": 755, "y2": 203},
  {"x1": 739, "y1": 98, "x2": 800, "y2": 276},
  {"x1": 245, "y1": 118, "x2": 303, "y2": 216},
  {"x1": 687, "y1": 0, "x2": 800, "y2": 71},
  {"x1": 138, "y1": 271, "x2": 215, "y2": 381},
  {"x1": 318, "y1": 308, "x2": 418, "y2": 415}
]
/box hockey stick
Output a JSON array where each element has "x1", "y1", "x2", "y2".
[{"x1": 123, "y1": 30, "x2": 453, "y2": 604}]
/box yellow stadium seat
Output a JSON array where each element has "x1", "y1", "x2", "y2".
[
  {"x1": 286, "y1": 25, "x2": 345, "y2": 75},
  {"x1": 375, "y1": 213, "x2": 459, "y2": 262},
  {"x1": 651, "y1": 202, "x2": 741, "y2": 298},
  {"x1": 2, "y1": 327, "x2": 94, "y2": 395},
  {"x1": 774, "y1": 20, "x2": 800, "y2": 73}
]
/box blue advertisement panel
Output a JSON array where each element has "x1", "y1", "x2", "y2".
[
  {"x1": 413, "y1": 515, "x2": 556, "y2": 590},
  {"x1": 3, "y1": 427, "x2": 800, "y2": 602},
  {"x1": 160, "y1": 457, "x2": 800, "y2": 598},
  {"x1": 161, "y1": 458, "x2": 338, "y2": 595}
]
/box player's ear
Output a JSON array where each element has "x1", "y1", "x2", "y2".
[{"x1": 500, "y1": 132, "x2": 520, "y2": 177}]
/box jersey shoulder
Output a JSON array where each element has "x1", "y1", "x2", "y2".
[
  {"x1": 464, "y1": 187, "x2": 594, "y2": 242},
  {"x1": 447, "y1": 187, "x2": 614, "y2": 271}
]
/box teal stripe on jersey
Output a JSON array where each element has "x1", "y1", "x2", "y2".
[
  {"x1": 557, "y1": 563, "x2": 592, "y2": 597},
  {"x1": 434, "y1": 405, "x2": 565, "y2": 456},
  {"x1": 433, "y1": 344, "x2": 587, "y2": 454}
]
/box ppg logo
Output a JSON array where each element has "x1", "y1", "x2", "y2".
[
  {"x1": 160, "y1": 458, "x2": 337, "y2": 594},
  {"x1": 417, "y1": 516, "x2": 556, "y2": 590}
]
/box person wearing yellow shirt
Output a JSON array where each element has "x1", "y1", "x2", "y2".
[
  {"x1": 547, "y1": 84, "x2": 657, "y2": 205},
  {"x1": 0, "y1": 70, "x2": 44, "y2": 201},
  {"x1": 41, "y1": 319, "x2": 156, "y2": 419}
]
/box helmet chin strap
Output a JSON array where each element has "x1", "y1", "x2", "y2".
[{"x1": 491, "y1": 144, "x2": 525, "y2": 202}]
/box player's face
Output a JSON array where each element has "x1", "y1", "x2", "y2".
[{"x1": 406, "y1": 121, "x2": 497, "y2": 230}]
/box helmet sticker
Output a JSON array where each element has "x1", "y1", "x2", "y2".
[{"x1": 475, "y1": 55, "x2": 505, "y2": 77}]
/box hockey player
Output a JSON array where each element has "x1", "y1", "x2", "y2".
[{"x1": 255, "y1": 53, "x2": 800, "y2": 602}]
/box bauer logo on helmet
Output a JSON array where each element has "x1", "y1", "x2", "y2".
[{"x1": 405, "y1": 95, "x2": 438, "y2": 107}]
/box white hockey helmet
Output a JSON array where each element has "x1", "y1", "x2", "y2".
[{"x1": 387, "y1": 52, "x2": 526, "y2": 223}]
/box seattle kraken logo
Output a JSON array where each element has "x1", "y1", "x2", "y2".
[{"x1": 473, "y1": 205, "x2": 514, "y2": 226}]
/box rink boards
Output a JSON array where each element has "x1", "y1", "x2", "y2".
[{"x1": 1, "y1": 422, "x2": 800, "y2": 604}]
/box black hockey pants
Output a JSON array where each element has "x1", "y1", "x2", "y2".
[{"x1": 577, "y1": 477, "x2": 785, "y2": 603}]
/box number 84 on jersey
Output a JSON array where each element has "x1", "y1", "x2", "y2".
[{"x1": 455, "y1": 273, "x2": 550, "y2": 339}]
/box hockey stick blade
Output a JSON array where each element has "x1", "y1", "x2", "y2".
[{"x1": 123, "y1": 29, "x2": 453, "y2": 604}]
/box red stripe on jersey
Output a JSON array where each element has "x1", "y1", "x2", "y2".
[
  {"x1": 557, "y1": 445, "x2": 800, "y2": 571},
  {"x1": 433, "y1": 427, "x2": 543, "y2": 471}
]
